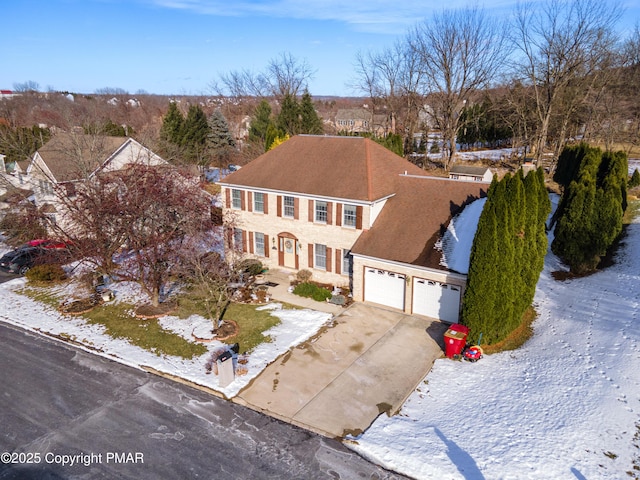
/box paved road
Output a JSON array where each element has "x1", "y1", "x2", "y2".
[
  {"x1": 0, "y1": 270, "x2": 18, "y2": 284},
  {"x1": 0, "y1": 323, "x2": 408, "y2": 480}
]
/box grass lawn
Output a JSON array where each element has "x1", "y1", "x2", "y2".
[
  {"x1": 20, "y1": 281, "x2": 290, "y2": 357},
  {"x1": 174, "y1": 295, "x2": 282, "y2": 354},
  {"x1": 20, "y1": 285, "x2": 208, "y2": 359}
]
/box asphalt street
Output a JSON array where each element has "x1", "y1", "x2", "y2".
[{"x1": 0, "y1": 322, "x2": 407, "y2": 480}]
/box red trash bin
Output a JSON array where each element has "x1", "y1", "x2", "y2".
[{"x1": 444, "y1": 324, "x2": 469, "y2": 358}]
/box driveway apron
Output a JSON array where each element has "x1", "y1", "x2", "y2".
[{"x1": 234, "y1": 303, "x2": 447, "y2": 438}]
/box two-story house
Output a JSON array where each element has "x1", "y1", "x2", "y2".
[{"x1": 219, "y1": 135, "x2": 488, "y2": 323}]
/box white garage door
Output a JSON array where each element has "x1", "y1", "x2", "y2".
[
  {"x1": 364, "y1": 268, "x2": 406, "y2": 310},
  {"x1": 412, "y1": 278, "x2": 461, "y2": 323}
]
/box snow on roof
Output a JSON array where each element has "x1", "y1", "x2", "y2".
[{"x1": 435, "y1": 197, "x2": 486, "y2": 274}]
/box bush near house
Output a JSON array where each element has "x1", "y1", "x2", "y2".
[
  {"x1": 25, "y1": 264, "x2": 68, "y2": 283},
  {"x1": 293, "y1": 282, "x2": 332, "y2": 302}
]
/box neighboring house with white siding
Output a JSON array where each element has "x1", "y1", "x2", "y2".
[
  {"x1": 25, "y1": 132, "x2": 167, "y2": 228},
  {"x1": 219, "y1": 135, "x2": 489, "y2": 323}
]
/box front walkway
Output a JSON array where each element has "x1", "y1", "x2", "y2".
[{"x1": 261, "y1": 269, "x2": 345, "y2": 315}]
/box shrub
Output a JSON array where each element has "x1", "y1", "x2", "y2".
[
  {"x1": 629, "y1": 169, "x2": 640, "y2": 189},
  {"x1": 293, "y1": 282, "x2": 332, "y2": 302},
  {"x1": 296, "y1": 269, "x2": 312, "y2": 282},
  {"x1": 237, "y1": 258, "x2": 264, "y2": 276},
  {"x1": 25, "y1": 264, "x2": 67, "y2": 283}
]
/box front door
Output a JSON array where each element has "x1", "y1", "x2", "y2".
[{"x1": 278, "y1": 234, "x2": 298, "y2": 269}]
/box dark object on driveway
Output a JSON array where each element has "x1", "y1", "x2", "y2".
[{"x1": 0, "y1": 246, "x2": 71, "y2": 275}]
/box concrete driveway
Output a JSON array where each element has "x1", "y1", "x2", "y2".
[{"x1": 234, "y1": 302, "x2": 447, "y2": 438}]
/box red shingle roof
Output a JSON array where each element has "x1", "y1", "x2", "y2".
[
  {"x1": 220, "y1": 135, "x2": 427, "y2": 201},
  {"x1": 351, "y1": 175, "x2": 489, "y2": 269}
]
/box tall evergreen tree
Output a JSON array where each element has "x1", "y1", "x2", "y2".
[
  {"x1": 491, "y1": 176, "x2": 516, "y2": 340},
  {"x1": 299, "y1": 90, "x2": 323, "y2": 134},
  {"x1": 277, "y1": 93, "x2": 301, "y2": 136},
  {"x1": 507, "y1": 171, "x2": 527, "y2": 316},
  {"x1": 180, "y1": 105, "x2": 210, "y2": 165},
  {"x1": 160, "y1": 102, "x2": 184, "y2": 144},
  {"x1": 552, "y1": 145, "x2": 627, "y2": 273},
  {"x1": 463, "y1": 168, "x2": 549, "y2": 344},
  {"x1": 207, "y1": 109, "x2": 236, "y2": 167},
  {"x1": 249, "y1": 100, "x2": 274, "y2": 144},
  {"x1": 461, "y1": 182, "x2": 499, "y2": 339},
  {"x1": 207, "y1": 109, "x2": 235, "y2": 151}
]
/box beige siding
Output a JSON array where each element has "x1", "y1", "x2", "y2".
[{"x1": 222, "y1": 186, "x2": 375, "y2": 286}]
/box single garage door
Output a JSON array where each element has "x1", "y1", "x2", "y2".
[
  {"x1": 412, "y1": 278, "x2": 461, "y2": 323},
  {"x1": 364, "y1": 267, "x2": 406, "y2": 310}
]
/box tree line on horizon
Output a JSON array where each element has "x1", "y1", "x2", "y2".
[{"x1": 6, "y1": 0, "x2": 638, "y2": 172}]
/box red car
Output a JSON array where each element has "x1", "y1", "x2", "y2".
[{"x1": 24, "y1": 239, "x2": 70, "y2": 250}]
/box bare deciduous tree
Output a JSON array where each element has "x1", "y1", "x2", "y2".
[
  {"x1": 52, "y1": 163, "x2": 213, "y2": 307},
  {"x1": 409, "y1": 6, "x2": 507, "y2": 169},
  {"x1": 176, "y1": 237, "x2": 239, "y2": 330},
  {"x1": 512, "y1": 0, "x2": 622, "y2": 163},
  {"x1": 352, "y1": 40, "x2": 424, "y2": 139},
  {"x1": 216, "y1": 52, "x2": 315, "y2": 100}
]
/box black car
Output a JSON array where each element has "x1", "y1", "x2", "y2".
[{"x1": 0, "y1": 247, "x2": 70, "y2": 275}]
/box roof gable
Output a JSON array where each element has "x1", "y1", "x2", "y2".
[
  {"x1": 220, "y1": 135, "x2": 426, "y2": 202},
  {"x1": 34, "y1": 133, "x2": 130, "y2": 182},
  {"x1": 351, "y1": 175, "x2": 489, "y2": 270}
]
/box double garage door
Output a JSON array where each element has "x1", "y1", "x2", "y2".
[{"x1": 363, "y1": 267, "x2": 461, "y2": 323}]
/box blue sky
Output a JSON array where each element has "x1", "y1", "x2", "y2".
[{"x1": 4, "y1": 0, "x2": 638, "y2": 97}]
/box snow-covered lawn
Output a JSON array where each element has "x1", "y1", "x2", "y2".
[{"x1": 350, "y1": 214, "x2": 640, "y2": 479}]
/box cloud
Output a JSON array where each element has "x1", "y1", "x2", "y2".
[{"x1": 145, "y1": 0, "x2": 474, "y2": 33}]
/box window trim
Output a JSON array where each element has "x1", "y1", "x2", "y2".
[
  {"x1": 314, "y1": 243, "x2": 327, "y2": 270},
  {"x1": 343, "y1": 204, "x2": 357, "y2": 228},
  {"x1": 253, "y1": 192, "x2": 264, "y2": 213},
  {"x1": 315, "y1": 200, "x2": 328, "y2": 224},
  {"x1": 283, "y1": 195, "x2": 295, "y2": 218},
  {"x1": 254, "y1": 232, "x2": 265, "y2": 256},
  {"x1": 231, "y1": 189, "x2": 242, "y2": 209},
  {"x1": 342, "y1": 249, "x2": 352, "y2": 276}
]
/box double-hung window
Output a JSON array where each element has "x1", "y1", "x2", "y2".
[
  {"x1": 254, "y1": 192, "x2": 264, "y2": 213},
  {"x1": 343, "y1": 204, "x2": 357, "y2": 228},
  {"x1": 342, "y1": 250, "x2": 353, "y2": 276},
  {"x1": 255, "y1": 232, "x2": 265, "y2": 256},
  {"x1": 231, "y1": 189, "x2": 242, "y2": 209},
  {"x1": 314, "y1": 244, "x2": 327, "y2": 270},
  {"x1": 233, "y1": 228, "x2": 243, "y2": 250},
  {"x1": 283, "y1": 196, "x2": 295, "y2": 218},
  {"x1": 315, "y1": 201, "x2": 327, "y2": 223}
]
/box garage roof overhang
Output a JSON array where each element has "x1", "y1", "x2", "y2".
[{"x1": 350, "y1": 252, "x2": 468, "y2": 283}]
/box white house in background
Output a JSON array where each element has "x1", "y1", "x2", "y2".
[
  {"x1": 448, "y1": 165, "x2": 493, "y2": 183},
  {"x1": 26, "y1": 132, "x2": 167, "y2": 227},
  {"x1": 219, "y1": 135, "x2": 489, "y2": 323}
]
